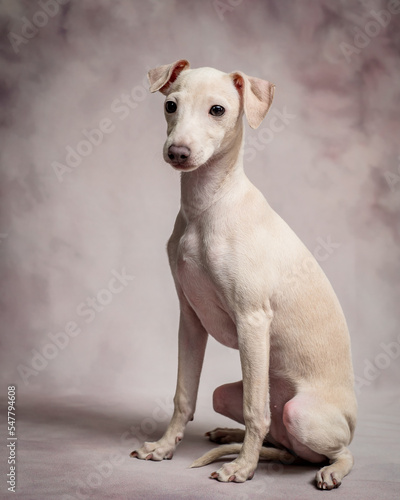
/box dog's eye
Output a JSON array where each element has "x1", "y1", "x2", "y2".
[
  {"x1": 165, "y1": 101, "x2": 177, "y2": 113},
  {"x1": 209, "y1": 105, "x2": 225, "y2": 117}
]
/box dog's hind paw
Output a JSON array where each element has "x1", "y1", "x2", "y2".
[
  {"x1": 205, "y1": 427, "x2": 245, "y2": 444},
  {"x1": 316, "y1": 466, "x2": 341, "y2": 490}
]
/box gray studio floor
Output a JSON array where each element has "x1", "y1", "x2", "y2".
[{"x1": 1, "y1": 387, "x2": 399, "y2": 499}]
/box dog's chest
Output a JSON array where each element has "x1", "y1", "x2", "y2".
[{"x1": 174, "y1": 228, "x2": 238, "y2": 349}]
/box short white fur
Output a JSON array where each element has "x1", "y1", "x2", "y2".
[{"x1": 132, "y1": 59, "x2": 357, "y2": 490}]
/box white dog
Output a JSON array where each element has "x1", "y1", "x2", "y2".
[{"x1": 131, "y1": 60, "x2": 357, "y2": 490}]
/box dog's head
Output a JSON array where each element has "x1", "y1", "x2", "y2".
[{"x1": 148, "y1": 59, "x2": 275, "y2": 171}]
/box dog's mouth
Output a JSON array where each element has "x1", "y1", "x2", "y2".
[
  {"x1": 168, "y1": 161, "x2": 197, "y2": 172},
  {"x1": 164, "y1": 154, "x2": 200, "y2": 172}
]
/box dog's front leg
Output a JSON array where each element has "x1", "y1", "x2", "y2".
[
  {"x1": 211, "y1": 310, "x2": 271, "y2": 482},
  {"x1": 131, "y1": 302, "x2": 208, "y2": 461}
]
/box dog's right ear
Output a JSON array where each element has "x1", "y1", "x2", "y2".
[{"x1": 148, "y1": 59, "x2": 190, "y2": 95}]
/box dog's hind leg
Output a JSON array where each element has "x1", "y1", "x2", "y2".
[{"x1": 282, "y1": 392, "x2": 356, "y2": 490}]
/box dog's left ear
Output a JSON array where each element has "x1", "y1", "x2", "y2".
[
  {"x1": 148, "y1": 59, "x2": 190, "y2": 95},
  {"x1": 231, "y1": 72, "x2": 275, "y2": 129}
]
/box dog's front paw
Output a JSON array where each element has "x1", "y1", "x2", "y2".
[
  {"x1": 130, "y1": 435, "x2": 182, "y2": 461},
  {"x1": 210, "y1": 458, "x2": 255, "y2": 483}
]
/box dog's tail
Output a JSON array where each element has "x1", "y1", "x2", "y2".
[{"x1": 190, "y1": 444, "x2": 293, "y2": 468}]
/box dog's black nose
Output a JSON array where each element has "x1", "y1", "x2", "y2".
[{"x1": 168, "y1": 145, "x2": 191, "y2": 164}]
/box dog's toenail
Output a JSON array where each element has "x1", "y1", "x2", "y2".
[
  {"x1": 228, "y1": 475, "x2": 236, "y2": 482},
  {"x1": 145, "y1": 453, "x2": 153, "y2": 460},
  {"x1": 130, "y1": 451, "x2": 138, "y2": 458},
  {"x1": 210, "y1": 472, "x2": 218, "y2": 479}
]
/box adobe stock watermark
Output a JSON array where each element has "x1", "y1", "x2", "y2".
[
  {"x1": 244, "y1": 107, "x2": 297, "y2": 163},
  {"x1": 8, "y1": 0, "x2": 70, "y2": 54},
  {"x1": 339, "y1": 0, "x2": 400, "y2": 63},
  {"x1": 383, "y1": 155, "x2": 400, "y2": 191},
  {"x1": 63, "y1": 393, "x2": 297, "y2": 499},
  {"x1": 212, "y1": 0, "x2": 244, "y2": 21},
  {"x1": 217, "y1": 235, "x2": 340, "y2": 349},
  {"x1": 52, "y1": 74, "x2": 150, "y2": 182},
  {"x1": 61, "y1": 396, "x2": 174, "y2": 500},
  {"x1": 354, "y1": 333, "x2": 400, "y2": 395},
  {"x1": 17, "y1": 267, "x2": 134, "y2": 385},
  {"x1": 281, "y1": 235, "x2": 341, "y2": 289}
]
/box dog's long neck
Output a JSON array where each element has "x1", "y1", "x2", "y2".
[{"x1": 180, "y1": 123, "x2": 246, "y2": 221}]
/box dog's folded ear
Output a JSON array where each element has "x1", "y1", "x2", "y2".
[
  {"x1": 230, "y1": 72, "x2": 275, "y2": 129},
  {"x1": 148, "y1": 59, "x2": 190, "y2": 95}
]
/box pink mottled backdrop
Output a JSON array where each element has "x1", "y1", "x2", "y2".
[{"x1": 0, "y1": 1, "x2": 399, "y2": 499}]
